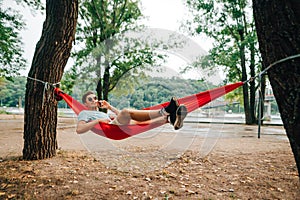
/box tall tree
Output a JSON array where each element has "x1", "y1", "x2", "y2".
[
  {"x1": 253, "y1": 0, "x2": 300, "y2": 174},
  {"x1": 73, "y1": 0, "x2": 162, "y2": 101},
  {"x1": 184, "y1": 0, "x2": 261, "y2": 124},
  {"x1": 23, "y1": 0, "x2": 78, "y2": 160}
]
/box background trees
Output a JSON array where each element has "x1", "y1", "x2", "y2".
[
  {"x1": 0, "y1": 0, "x2": 26, "y2": 80},
  {"x1": 0, "y1": 76, "x2": 211, "y2": 111},
  {"x1": 0, "y1": 76, "x2": 26, "y2": 108},
  {"x1": 252, "y1": 0, "x2": 300, "y2": 174},
  {"x1": 184, "y1": 0, "x2": 261, "y2": 124},
  {"x1": 0, "y1": 0, "x2": 44, "y2": 81},
  {"x1": 70, "y1": 0, "x2": 163, "y2": 102}
]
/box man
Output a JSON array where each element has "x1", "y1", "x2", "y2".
[{"x1": 76, "y1": 91, "x2": 187, "y2": 134}]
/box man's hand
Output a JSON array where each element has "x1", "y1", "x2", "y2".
[{"x1": 97, "y1": 100, "x2": 110, "y2": 109}]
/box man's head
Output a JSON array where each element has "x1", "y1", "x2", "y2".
[
  {"x1": 82, "y1": 91, "x2": 99, "y2": 110},
  {"x1": 82, "y1": 91, "x2": 95, "y2": 103}
]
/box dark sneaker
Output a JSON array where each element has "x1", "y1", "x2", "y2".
[
  {"x1": 173, "y1": 105, "x2": 188, "y2": 130},
  {"x1": 164, "y1": 97, "x2": 179, "y2": 114}
]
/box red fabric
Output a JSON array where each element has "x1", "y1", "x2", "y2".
[{"x1": 54, "y1": 81, "x2": 243, "y2": 140}]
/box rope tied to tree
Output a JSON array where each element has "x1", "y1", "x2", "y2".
[
  {"x1": 242, "y1": 53, "x2": 300, "y2": 138},
  {"x1": 27, "y1": 77, "x2": 60, "y2": 107},
  {"x1": 244, "y1": 53, "x2": 300, "y2": 84}
]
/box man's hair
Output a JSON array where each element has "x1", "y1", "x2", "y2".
[{"x1": 82, "y1": 91, "x2": 95, "y2": 103}]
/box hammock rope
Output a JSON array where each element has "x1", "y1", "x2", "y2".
[
  {"x1": 254, "y1": 54, "x2": 300, "y2": 138},
  {"x1": 27, "y1": 77, "x2": 60, "y2": 107}
]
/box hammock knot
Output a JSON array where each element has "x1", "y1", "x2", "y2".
[
  {"x1": 54, "y1": 88, "x2": 64, "y2": 101},
  {"x1": 244, "y1": 77, "x2": 255, "y2": 84},
  {"x1": 27, "y1": 77, "x2": 61, "y2": 106}
]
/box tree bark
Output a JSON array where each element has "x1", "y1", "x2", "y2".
[
  {"x1": 249, "y1": 39, "x2": 257, "y2": 124},
  {"x1": 23, "y1": 0, "x2": 78, "y2": 160},
  {"x1": 239, "y1": 30, "x2": 252, "y2": 124},
  {"x1": 253, "y1": 0, "x2": 300, "y2": 175}
]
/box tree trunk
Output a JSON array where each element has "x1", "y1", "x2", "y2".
[
  {"x1": 96, "y1": 55, "x2": 103, "y2": 100},
  {"x1": 253, "y1": 0, "x2": 300, "y2": 175},
  {"x1": 259, "y1": 71, "x2": 266, "y2": 125},
  {"x1": 23, "y1": 0, "x2": 78, "y2": 160},
  {"x1": 249, "y1": 39, "x2": 257, "y2": 124},
  {"x1": 239, "y1": 30, "x2": 252, "y2": 124},
  {"x1": 103, "y1": 64, "x2": 110, "y2": 101}
]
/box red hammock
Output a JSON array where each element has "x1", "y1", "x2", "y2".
[{"x1": 54, "y1": 82, "x2": 243, "y2": 140}]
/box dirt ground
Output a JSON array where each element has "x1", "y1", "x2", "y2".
[{"x1": 0, "y1": 114, "x2": 299, "y2": 200}]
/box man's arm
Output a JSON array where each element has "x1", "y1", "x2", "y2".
[
  {"x1": 76, "y1": 119, "x2": 110, "y2": 134},
  {"x1": 108, "y1": 104, "x2": 120, "y2": 115},
  {"x1": 100, "y1": 100, "x2": 120, "y2": 115}
]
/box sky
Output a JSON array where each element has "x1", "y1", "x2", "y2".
[{"x1": 4, "y1": 0, "x2": 216, "y2": 81}]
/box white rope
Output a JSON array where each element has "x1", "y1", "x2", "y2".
[
  {"x1": 244, "y1": 54, "x2": 300, "y2": 83},
  {"x1": 237, "y1": 54, "x2": 300, "y2": 137},
  {"x1": 27, "y1": 77, "x2": 60, "y2": 87},
  {"x1": 259, "y1": 54, "x2": 300, "y2": 77},
  {"x1": 252, "y1": 54, "x2": 300, "y2": 138},
  {"x1": 27, "y1": 77, "x2": 60, "y2": 107}
]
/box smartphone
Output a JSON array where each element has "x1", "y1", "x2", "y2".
[{"x1": 98, "y1": 100, "x2": 103, "y2": 107}]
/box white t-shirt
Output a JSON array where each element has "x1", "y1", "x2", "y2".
[{"x1": 77, "y1": 110, "x2": 110, "y2": 122}]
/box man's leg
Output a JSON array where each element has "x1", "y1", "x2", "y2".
[
  {"x1": 114, "y1": 98, "x2": 187, "y2": 129},
  {"x1": 114, "y1": 109, "x2": 131, "y2": 125},
  {"x1": 128, "y1": 106, "x2": 188, "y2": 129},
  {"x1": 113, "y1": 109, "x2": 162, "y2": 124},
  {"x1": 132, "y1": 116, "x2": 168, "y2": 125},
  {"x1": 120, "y1": 97, "x2": 180, "y2": 122},
  {"x1": 128, "y1": 109, "x2": 162, "y2": 121},
  {"x1": 127, "y1": 97, "x2": 181, "y2": 122}
]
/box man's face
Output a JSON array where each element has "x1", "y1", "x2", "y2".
[{"x1": 84, "y1": 94, "x2": 98, "y2": 109}]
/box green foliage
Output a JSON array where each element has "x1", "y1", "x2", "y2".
[
  {"x1": 0, "y1": 76, "x2": 26, "y2": 107},
  {"x1": 108, "y1": 76, "x2": 211, "y2": 109},
  {"x1": 185, "y1": 0, "x2": 258, "y2": 68},
  {"x1": 75, "y1": 0, "x2": 144, "y2": 60},
  {"x1": 0, "y1": 0, "x2": 26, "y2": 80},
  {"x1": 60, "y1": 66, "x2": 78, "y2": 94},
  {"x1": 71, "y1": 0, "x2": 166, "y2": 100},
  {"x1": 0, "y1": 75, "x2": 212, "y2": 109},
  {"x1": 183, "y1": 0, "x2": 261, "y2": 102}
]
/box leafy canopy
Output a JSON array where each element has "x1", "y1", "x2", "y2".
[
  {"x1": 0, "y1": 0, "x2": 44, "y2": 80},
  {"x1": 183, "y1": 0, "x2": 261, "y2": 102},
  {"x1": 0, "y1": 0, "x2": 26, "y2": 80},
  {"x1": 184, "y1": 0, "x2": 260, "y2": 80},
  {"x1": 64, "y1": 0, "x2": 166, "y2": 99}
]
